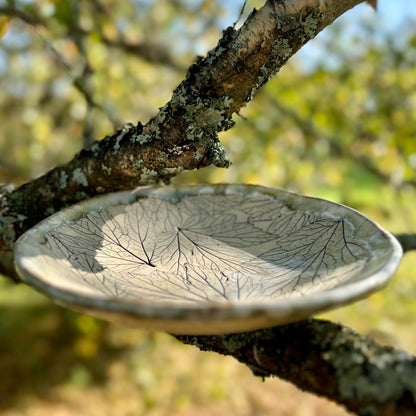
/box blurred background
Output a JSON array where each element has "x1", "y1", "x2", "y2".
[{"x1": 1, "y1": 0, "x2": 416, "y2": 415}]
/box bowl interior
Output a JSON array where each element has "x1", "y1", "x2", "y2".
[{"x1": 14, "y1": 184, "x2": 402, "y2": 332}]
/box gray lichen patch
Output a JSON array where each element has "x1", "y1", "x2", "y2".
[
  {"x1": 300, "y1": 13, "x2": 319, "y2": 41},
  {"x1": 271, "y1": 38, "x2": 292, "y2": 66},
  {"x1": 208, "y1": 141, "x2": 231, "y2": 168},
  {"x1": 90, "y1": 142, "x2": 101, "y2": 156},
  {"x1": 155, "y1": 151, "x2": 169, "y2": 164},
  {"x1": 248, "y1": 37, "x2": 291, "y2": 98},
  {"x1": 148, "y1": 80, "x2": 233, "y2": 168},
  {"x1": 206, "y1": 46, "x2": 226, "y2": 65},
  {"x1": 322, "y1": 326, "x2": 416, "y2": 405},
  {"x1": 132, "y1": 159, "x2": 144, "y2": 170},
  {"x1": 170, "y1": 80, "x2": 235, "y2": 139},
  {"x1": 153, "y1": 104, "x2": 168, "y2": 129},
  {"x1": 0, "y1": 211, "x2": 28, "y2": 249},
  {"x1": 114, "y1": 123, "x2": 134, "y2": 150},
  {"x1": 202, "y1": 26, "x2": 238, "y2": 65},
  {"x1": 184, "y1": 96, "x2": 234, "y2": 145},
  {"x1": 72, "y1": 168, "x2": 88, "y2": 187},
  {"x1": 140, "y1": 167, "x2": 158, "y2": 183},
  {"x1": 129, "y1": 107, "x2": 168, "y2": 145},
  {"x1": 246, "y1": 8, "x2": 320, "y2": 103},
  {"x1": 59, "y1": 171, "x2": 68, "y2": 189},
  {"x1": 185, "y1": 105, "x2": 224, "y2": 130},
  {"x1": 131, "y1": 132, "x2": 152, "y2": 145},
  {"x1": 194, "y1": 150, "x2": 204, "y2": 160},
  {"x1": 101, "y1": 164, "x2": 112, "y2": 175},
  {"x1": 161, "y1": 166, "x2": 184, "y2": 176},
  {"x1": 0, "y1": 219, "x2": 16, "y2": 249},
  {"x1": 274, "y1": 6, "x2": 321, "y2": 43}
]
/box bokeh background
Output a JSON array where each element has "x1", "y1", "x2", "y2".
[{"x1": 1, "y1": 0, "x2": 416, "y2": 415}]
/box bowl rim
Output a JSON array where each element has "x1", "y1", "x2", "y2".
[{"x1": 14, "y1": 184, "x2": 403, "y2": 326}]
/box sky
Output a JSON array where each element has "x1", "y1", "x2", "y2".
[
  {"x1": 0, "y1": 0, "x2": 415, "y2": 76},
  {"x1": 318, "y1": 0, "x2": 416, "y2": 46},
  {"x1": 221, "y1": 0, "x2": 416, "y2": 72},
  {"x1": 374, "y1": 0, "x2": 416, "y2": 29},
  {"x1": 222, "y1": 0, "x2": 416, "y2": 29},
  {"x1": 296, "y1": 1, "x2": 413, "y2": 71}
]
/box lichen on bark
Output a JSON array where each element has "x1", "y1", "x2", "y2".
[{"x1": 0, "y1": 0, "x2": 364, "y2": 274}]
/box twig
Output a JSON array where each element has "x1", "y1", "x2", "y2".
[
  {"x1": 0, "y1": 6, "x2": 44, "y2": 26},
  {"x1": 99, "y1": 35, "x2": 184, "y2": 71}
]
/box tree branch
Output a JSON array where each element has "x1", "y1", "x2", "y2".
[
  {"x1": 176, "y1": 319, "x2": 416, "y2": 416},
  {"x1": 0, "y1": 0, "x2": 365, "y2": 279},
  {"x1": 395, "y1": 234, "x2": 416, "y2": 254},
  {"x1": 1, "y1": 4, "x2": 415, "y2": 415}
]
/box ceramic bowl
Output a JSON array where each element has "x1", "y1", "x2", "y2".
[{"x1": 14, "y1": 184, "x2": 402, "y2": 334}]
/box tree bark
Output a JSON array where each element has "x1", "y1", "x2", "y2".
[
  {"x1": 395, "y1": 234, "x2": 416, "y2": 254},
  {"x1": 176, "y1": 319, "x2": 416, "y2": 416},
  {"x1": 0, "y1": 0, "x2": 365, "y2": 280},
  {"x1": 4, "y1": 1, "x2": 416, "y2": 415}
]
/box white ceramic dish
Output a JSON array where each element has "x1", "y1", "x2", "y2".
[{"x1": 14, "y1": 184, "x2": 402, "y2": 334}]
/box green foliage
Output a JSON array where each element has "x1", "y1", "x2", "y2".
[
  {"x1": 194, "y1": 32, "x2": 416, "y2": 204},
  {"x1": 0, "y1": 0, "x2": 231, "y2": 177}
]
